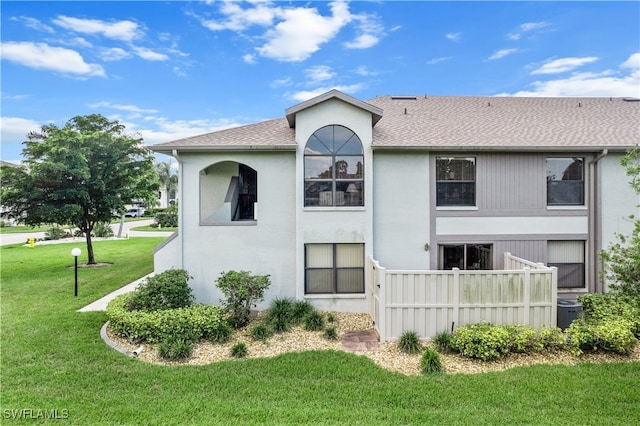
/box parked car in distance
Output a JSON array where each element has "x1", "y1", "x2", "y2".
[{"x1": 125, "y1": 208, "x2": 145, "y2": 218}]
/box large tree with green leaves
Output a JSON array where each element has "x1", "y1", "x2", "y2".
[{"x1": 0, "y1": 114, "x2": 158, "y2": 264}]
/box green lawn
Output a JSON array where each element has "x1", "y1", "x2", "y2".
[
  {"x1": 0, "y1": 218, "x2": 148, "y2": 234},
  {"x1": 2, "y1": 239, "x2": 639, "y2": 424}
]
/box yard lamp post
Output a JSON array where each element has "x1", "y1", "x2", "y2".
[{"x1": 71, "y1": 248, "x2": 81, "y2": 297}]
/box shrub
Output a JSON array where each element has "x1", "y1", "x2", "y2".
[
  {"x1": 421, "y1": 348, "x2": 444, "y2": 374},
  {"x1": 267, "y1": 298, "x2": 294, "y2": 332},
  {"x1": 505, "y1": 325, "x2": 543, "y2": 353},
  {"x1": 158, "y1": 334, "x2": 197, "y2": 361},
  {"x1": 433, "y1": 331, "x2": 455, "y2": 354},
  {"x1": 44, "y1": 227, "x2": 67, "y2": 240},
  {"x1": 323, "y1": 326, "x2": 339, "y2": 340},
  {"x1": 250, "y1": 323, "x2": 272, "y2": 343},
  {"x1": 208, "y1": 322, "x2": 233, "y2": 344},
  {"x1": 566, "y1": 318, "x2": 638, "y2": 355},
  {"x1": 230, "y1": 342, "x2": 248, "y2": 358},
  {"x1": 155, "y1": 205, "x2": 178, "y2": 228},
  {"x1": 106, "y1": 294, "x2": 225, "y2": 344},
  {"x1": 326, "y1": 313, "x2": 336, "y2": 323},
  {"x1": 216, "y1": 271, "x2": 271, "y2": 328},
  {"x1": 303, "y1": 311, "x2": 325, "y2": 331},
  {"x1": 127, "y1": 269, "x2": 194, "y2": 312},
  {"x1": 579, "y1": 293, "x2": 640, "y2": 336},
  {"x1": 398, "y1": 330, "x2": 422, "y2": 355},
  {"x1": 93, "y1": 221, "x2": 114, "y2": 238},
  {"x1": 451, "y1": 323, "x2": 511, "y2": 361},
  {"x1": 538, "y1": 326, "x2": 567, "y2": 350},
  {"x1": 291, "y1": 300, "x2": 315, "y2": 324}
]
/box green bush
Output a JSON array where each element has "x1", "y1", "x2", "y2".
[
  {"x1": 155, "y1": 205, "x2": 178, "y2": 228},
  {"x1": 326, "y1": 313, "x2": 336, "y2": 323},
  {"x1": 505, "y1": 325, "x2": 544, "y2": 353},
  {"x1": 216, "y1": 270, "x2": 271, "y2": 328},
  {"x1": 538, "y1": 326, "x2": 567, "y2": 350},
  {"x1": 44, "y1": 227, "x2": 67, "y2": 240},
  {"x1": 106, "y1": 294, "x2": 225, "y2": 344},
  {"x1": 323, "y1": 326, "x2": 339, "y2": 340},
  {"x1": 303, "y1": 311, "x2": 325, "y2": 331},
  {"x1": 421, "y1": 348, "x2": 444, "y2": 374},
  {"x1": 451, "y1": 323, "x2": 511, "y2": 361},
  {"x1": 398, "y1": 330, "x2": 422, "y2": 355},
  {"x1": 266, "y1": 298, "x2": 294, "y2": 332},
  {"x1": 127, "y1": 269, "x2": 194, "y2": 312},
  {"x1": 93, "y1": 221, "x2": 114, "y2": 238},
  {"x1": 291, "y1": 300, "x2": 315, "y2": 324},
  {"x1": 566, "y1": 318, "x2": 638, "y2": 355},
  {"x1": 250, "y1": 323, "x2": 272, "y2": 343},
  {"x1": 209, "y1": 322, "x2": 233, "y2": 344},
  {"x1": 158, "y1": 334, "x2": 197, "y2": 361},
  {"x1": 579, "y1": 293, "x2": 640, "y2": 336},
  {"x1": 230, "y1": 342, "x2": 248, "y2": 358},
  {"x1": 433, "y1": 331, "x2": 455, "y2": 354}
]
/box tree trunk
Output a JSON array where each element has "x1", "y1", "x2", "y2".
[
  {"x1": 117, "y1": 214, "x2": 125, "y2": 238},
  {"x1": 85, "y1": 232, "x2": 96, "y2": 265}
]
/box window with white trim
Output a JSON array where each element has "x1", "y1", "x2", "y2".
[
  {"x1": 304, "y1": 125, "x2": 364, "y2": 207},
  {"x1": 305, "y1": 243, "x2": 365, "y2": 294},
  {"x1": 546, "y1": 158, "x2": 584, "y2": 206},
  {"x1": 436, "y1": 157, "x2": 476, "y2": 206},
  {"x1": 548, "y1": 240, "x2": 585, "y2": 289}
]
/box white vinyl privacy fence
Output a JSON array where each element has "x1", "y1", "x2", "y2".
[{"x1": 368, "y1": 253, "x2": 557, "y2": 342}]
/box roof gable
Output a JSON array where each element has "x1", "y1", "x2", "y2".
[{"x1": 284, "y1": 89, "x2": 383, "y2": 128}]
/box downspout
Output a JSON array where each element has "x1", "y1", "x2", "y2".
[
  {"x1": 173, "y1": 149, "x2": 184, "y2": 269},
  {"x1": 589, "y1": 149, "x2": 608, "y2": 293}
]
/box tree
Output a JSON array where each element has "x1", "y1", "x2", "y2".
[
  {"x1": 0, "y1": 114, "x2": 158, "y2": 264},
  {"x1": 601, "y1": 145, "x2": 640, "y2": 297},
  {"x1": 154, "y1": 161, "x2": 178, "y2": 207}
]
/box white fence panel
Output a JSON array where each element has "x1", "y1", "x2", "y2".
[{"x1": 369, "y1": 253, "x2": 557, "y2": 342}]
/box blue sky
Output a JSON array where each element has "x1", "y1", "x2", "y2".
[{"x1": 1, "y1": 1, "x2": 639, "y2": 163}]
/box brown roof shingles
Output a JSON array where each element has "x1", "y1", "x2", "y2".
[{"x1": 150, "y1": 94, "x2": 640, "y2": 153}]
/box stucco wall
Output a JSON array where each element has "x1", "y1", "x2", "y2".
[
  {"x1": 175, "y1": 151, "x2": 297, "y2": 307},
  {"x1": 600, "y1": 153, "x2": 639, "y2": 249}
]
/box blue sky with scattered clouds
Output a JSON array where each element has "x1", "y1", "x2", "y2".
[{"x1": 1, "y1": 1, "x2": 639, "y2": 162}]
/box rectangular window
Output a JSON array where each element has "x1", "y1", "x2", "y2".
[
  {"x1": 548, "y1": 241, "x2": 585, "y2": 289},
  {"x1": 547, "y1": 158, "x2": 584, "y2": 206},
  {"x1": 305, "y1": 244, "x2": 364, "y2": 294},
  {"x1": 436, "y1": 157, "x2": 476, "y2": 206},
  {"x1": 439, "y1": 244, "x2": 492, "y2": 270}
]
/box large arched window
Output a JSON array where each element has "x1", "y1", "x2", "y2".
[{"x1": 304, "y1": 125, "x2": 363, "y2": 207}]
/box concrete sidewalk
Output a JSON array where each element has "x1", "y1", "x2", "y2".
[{"x1": 78, "y1": 273, "x2": 154, "y2": 312}]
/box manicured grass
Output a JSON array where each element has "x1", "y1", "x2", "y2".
[
  {"x1": 131, "y1": 225, "x2": 178, "y2": 232},
  {"x1": 2, "y1": 239, "x2": 640, "y2": 424},
  {"x1": 0, "y1": 224, "x2": 53, "y2": 234}
]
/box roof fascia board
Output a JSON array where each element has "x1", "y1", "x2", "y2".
[
  {"x1": 151, "y1": 145, "x2": 298, "y2": 154},
  {"x1": 285, "y1": 89, "x2": 383, "y2": 128},
  {"x1": 370, "y1": 145, "x2": 634, "y2": 153}
]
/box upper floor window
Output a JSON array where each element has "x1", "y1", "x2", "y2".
[
  {"x1": 436, "y1": 157, "x2": 476, "y2": 206},
  {"x1": 547, "y1": 158, "x2": 584, "y2": 206},
  {"x1": 304, "y1": 125, "x2": 363, "y2": 207}
]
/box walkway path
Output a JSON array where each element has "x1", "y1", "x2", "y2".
[{"x1": 78, "y1": 274, "x2": 153, "y2": 312}]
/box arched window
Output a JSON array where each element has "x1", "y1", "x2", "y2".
[{"x1": 304, "y1": 125, "x2": 363, "y2": 207}]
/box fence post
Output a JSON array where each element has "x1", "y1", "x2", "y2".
[
  {"x1": 452, "y1": 268, "x2": 460, "y2": 329},
  {"x1": 378, "y1": 265, "x2": 386, "y2": 342},
  {"x1": 523, "y1": 267, "x2": 531, "y2": 326},
  {"x1": 550, "y1": 266, "x2": 558, "y2": 329}
]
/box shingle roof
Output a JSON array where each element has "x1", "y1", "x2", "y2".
[
  {"x1": 368, "y1": 96, "x2": 640, "y2": 151},
  {"x1": 150, "y1": 92, "x2": 639, "y2": 153}
]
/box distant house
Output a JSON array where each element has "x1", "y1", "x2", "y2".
[{"x1": 150, "y1": 90, "x2": 640, "y2": 323}]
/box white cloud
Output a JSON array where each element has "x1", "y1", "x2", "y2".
[
  {"x1": 256, "y1": 1, "x2": 352, "y2": 62},
  {"x1": 11, "y1": 16, "x2": 54, "y2": 33},
  {"x1": 287, "y1": 83, "x2": 365, "y2": 102},
  {"x1": 427, "y1": 57, "x2": 452, "y2": 65},
  {"x1": 344, "y1": 12, "x2": 384, "y2": 49},
  {"x1": 130, "y1": 46, "x2": 168, "y2": 61},
  {"x1": 88, "y1": 102, "x2": 159, "y2": 116},
  {"x1": 532, "y1": 57, "x2": 598, "y2": 74},
  {"x1": 344, "y1": 34, "x2": 379, "y2": 49},
  {"x1": 200, "y1": 1, "x2": 277, "y2": 31},
  {"x1": 446, "y1": 32, "x2": 461, "y2": 42},
  {"x1": 52, "y1": 15, "x2": 143, "y2": 42},
  {"x1": 508, "y1": 21, "x2": 549, "y2": 40},
  {"x1": 0, "y1": 42, "x2": 105, "y2": 77},
  {"x1": 488, "y1": 48, "x2": 518, "y2": 60},
  {"x1": 499, "y1": 54, "x2": 640, "y2": 97},
  {"x1": 352, "y1": 65, "x2": 379, "y2": 76},
  {"x1": 243, "y1": 53, "x2": 257, "y2": 64},
  {"x1": 173, "y1": 67, "x2": 187, "y2": 78},
  {"x1": 0, "y1": 116, "x2": 43, "y2": 145},
  {"x1": 621, "y1": 52, "x2": 640, "y2": 71},
  {"x1": 100, "y1": 47, "x2": 131, "y2": 61},
  {"x1": 305, "y1": 65, "x2": 335, "y2": 83},
  {"x1": 122, "y1": 117, "x2": 244, "y2": 146},
  {"x1": 270, "y1": 77, "x2": 292, "y2": 88}
]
